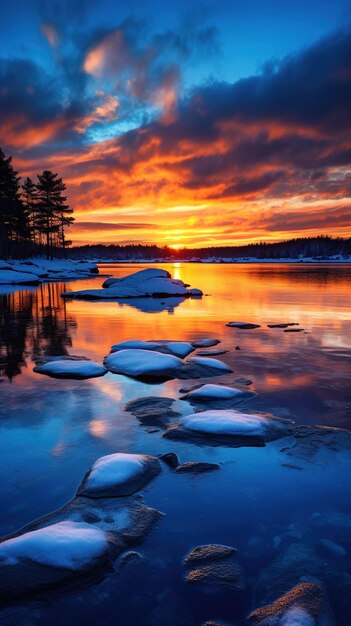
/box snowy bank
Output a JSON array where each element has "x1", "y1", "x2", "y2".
[
  {"x1": 0, "y1": 258, "x2": 99, "y2": 284},
  {"x1": 61, "y1": 267, "x2": 203, "y2": 300}
]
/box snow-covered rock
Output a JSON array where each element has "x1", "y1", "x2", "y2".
[
  {"x1": 0, "y1": 484, "x2": 160, "y2": 603},
  {"x1": 0, "y1": 269, "x2": 40, "y2": 285},
  {"x1": 0, "y1": 522, "x2": 109, "y2": 571},
  {"x1": 184, "y1": 384, "x2": 246, "y2": 401},
  {"x1": 110, "y1": 340, "x2": 194, "y2": 358},
  {"x1": 186, "y1": 356, "x2": 232, "y2": 373},
  {"x1": 104, "y1": 349, "x2": 183, "y2": 379},
  {"x1": 110, "y1": 340, "x2": 160, "y2": 352},
  {"x1": 78, "y1": 453, "x2": 161, "y2": 497},
  {"x1": 164, "y1": 409, "x2": 293, "y2": 445},
  {"x1": 33, "y1": 359, "x2": 107, "y2": 379},
  {"x1": 62, "y1": 267, "x2": 202, "y2": 300}
]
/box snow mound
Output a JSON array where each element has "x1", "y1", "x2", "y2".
[
  {"x1": 111, "y1": 340, "x2": 160, "y2": 352},
  {"x1": 186, "y1": 356, "x2": 232, "y2": 372},
  {"x1": 104, "y1": 349, "x2": 182, "y2": 379},
  {"x1": 78, "y1": 453, "x2": 161, "y2": 497},
  {"x1": 110, "y1": 340, "x2": 194, "y2": 358},
  {"x1": 33, "y1": 359, "x2": 107, "y2": 379},
  {"x1": 180, "y1": 410, "x2": 267, "y2": 436},
  {"x1": 0, "y1": 269, "x2": 40, "y2": 285},
  {"x1": 0, "y1": 522, "x2": 109, "y2": 571},
  {"x1": 165, "y1": 409, "x2": 293, "y2": 445},
  {"x1": 185, "y1": 384, "x2": 245, "y2": 400},
  {"x1": 62, "y1": 267, "x2": 202, "y2": 299},
  {"x1": 164, "y1": 342, "x2": 194, "y2": 358}
]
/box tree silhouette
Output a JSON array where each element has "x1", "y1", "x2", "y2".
[
  {"x1": 0, "y1": 148, "x2": 28, "y2": 258},
  {"x1": 0, "y1": 148, "x2": 75, "y2": 259}
]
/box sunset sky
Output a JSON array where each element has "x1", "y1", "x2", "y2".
[{"x1": 1, "y1": 0, "x2": 351, "y2": 248}]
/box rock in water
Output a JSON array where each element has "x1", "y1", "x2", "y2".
[
  {"x1": 184, "y1": 545, "x2": 236, "y2": 566},
  {"x1": 182, "y1": 383, "x2": 250, "y2": 408},
  {"x1": 191, "y1": 338, "x2": 221, "y2": 348},
  {"x1": 62, "y1": 267, "x2": 202, "y2": 300},
  {"x1": 125, "y1": 396, "x2": 180, "y2": 427},
  {"x1": 104, "y1": 349, "x2": 182, "y2": 380},
  {"x1": 226, "y1": 322, "x2": 261, "y2": 329},
  {"x1": 33, "y1": 359, "x2": 107, "y2": 379},
  {"x1": 164, "y1": 409, "x2": 293, "y2": 447},
  {"x1": 0, "y1": 522, "x2": 110, "y2": 571},
  {"x1": 175, "y1": 462, "x2": 220, "y2": 474},
  {"x1": 77, "y1": 453, "x2": 161, "y2": 498},
  {"x1": 183, "y1": 544, "x2": 244, "y2": 590},
  {"x1": 247, "y1": 582, "x2": 334, "y2": 625},
  {"x1": 110, "y1": 340, "x2": 195, "y2": 358}
]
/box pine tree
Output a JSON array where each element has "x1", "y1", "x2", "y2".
[
  {"x1": 0, "y1": 148, "x2": 28, "y2": 258},
  {"x1": 22, "y1": 177, "x2": 38, "y2": 246},
  {"x1": 35, "y1": 170, "x2": 74, "y2": 258}
]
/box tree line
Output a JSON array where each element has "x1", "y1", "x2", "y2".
[
  {"x1": 68, "y1": 236, "x2": 351, "y2": 261},
  {"x1": 0, "y1": 148, "x2": 74, "y2": 259}
]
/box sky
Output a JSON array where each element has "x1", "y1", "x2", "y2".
[{"x1": 1, "y1": 0, "x2": 351, "y2": 248}]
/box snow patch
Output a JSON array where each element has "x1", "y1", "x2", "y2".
[
  {"x1": 33, "y1": 359, "x2": 107, "y2": 379},
  {"x1": 180, "y1": 410, "x2": 267, "y2": 436},
  {"x1": 0, "y1": 522, "x2": 108, "y2": 571},
  {"x1": 187, "y1": 356, "x2": 232, "y2": 372},
  {"x1": 104, "y1": 349, "x2": 182, "y2": 378},
  {"x1": 186, "y1": 384, "x2": 245, "y2": 400}
]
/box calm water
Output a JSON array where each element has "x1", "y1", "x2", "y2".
[{"x1": 0, "y1": 263, "x2": 351, "y2": 625}]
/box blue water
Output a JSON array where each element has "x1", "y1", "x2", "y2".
[{"x1": 0, "y1": 263, "x2": 351, "y2": 625}]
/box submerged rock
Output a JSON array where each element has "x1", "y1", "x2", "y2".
[
  {"x1": 33, "y1": 358, "x2": 107, "y2": 379},
  {"x1": 248, "y1": 582, "x2": 334, "y2": 625},
  {"x1": 284, "y1": 328, "x2": 305, "y2": 332},
  {"x1": 280, "y1": 424, "x2": 351, "y2": 462},
  {"x1": 183, "y1": 544, "x2": 244, "y2": 590},
  {"x1": 164, "y1": 409, "x2": 293, "y2": 447},
  {"x1": 196, "y1": 349, "x2": 227, "y2": 356},
  {"x1": 226, "y1": 322, "x2": 261, "y2": 329},
  {"x1": 253, "y1": 542, "x2": 323, "y2": 606},
  {"x1": 184, "y1": 545, "x2": 236, "y2": 566},
  {"x1": 267, "y1": 323, "x2": 299, "y2": 329},
  {"x1": 175, "y1": 462, "x2": 220, "y2": 475},
  {"x1": 125, "y1": 396, "x2": 181, "y2": 427},
  {"x1": 77, "y1": 453, "x2": 161, "y2": 498}
]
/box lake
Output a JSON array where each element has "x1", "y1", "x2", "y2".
[{"x1": 0, "y1": 263, "x2": 351, "y2": 625}]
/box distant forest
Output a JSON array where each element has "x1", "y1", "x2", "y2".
[
  {"x1": 69, "y1": 236, "x2": 351, "y2": 261},
  {"x1": 0, "y1": 148, "x2": 74, "y2": 259}
]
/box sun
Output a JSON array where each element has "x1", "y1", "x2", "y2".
[{"x1": 167, "y1": 243, "x2": 184, "y2": 250}]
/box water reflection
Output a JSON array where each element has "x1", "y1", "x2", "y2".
[
  {"x1": 1, "y1": 264, "x2": 351, "y2": 625},
  {"x1": 0, "y1": 283, "x2": 77, "y2": 381}
]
